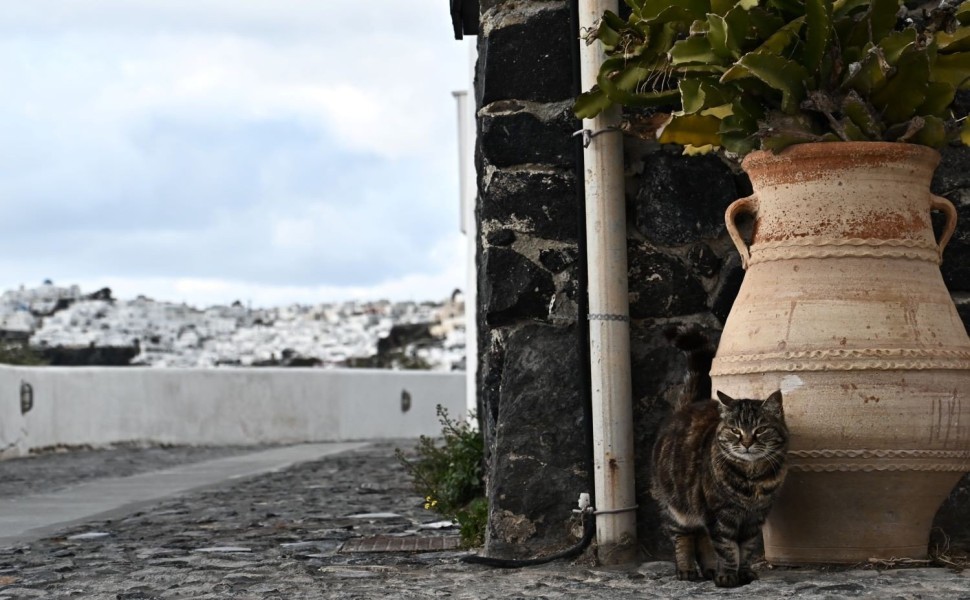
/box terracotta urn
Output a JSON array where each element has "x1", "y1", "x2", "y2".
[{"x1": 710, "y1": 142, "x2": 970, "y2": 564}]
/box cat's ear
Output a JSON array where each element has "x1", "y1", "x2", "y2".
[
  {"x1": 715, "y1": 390, "x2": 736, "y2": 407},
  {"x1": 762, "y1": 390, "x2": 784, "y2": 416}
]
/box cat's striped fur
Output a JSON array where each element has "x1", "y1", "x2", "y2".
[{"x1": 651, "y1": 328, "x2": 788, "y2": 588}]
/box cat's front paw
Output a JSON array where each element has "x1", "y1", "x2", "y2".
[
  {"x1": 676, "y1": 569, "x2": 700, "y2": 581},
  {"x1": 714, "y1": 572, "x2": 740, "y2": 588},
  {"x1": 738, "y1": 568, "x2": 758, "y2": 584}
]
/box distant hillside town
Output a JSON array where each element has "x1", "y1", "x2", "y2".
[{"x1": 0, "y1": 282, "x2": 465, "y2": 371}]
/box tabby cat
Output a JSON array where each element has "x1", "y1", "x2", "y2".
[{"x1": 651, "y1": 328, "x2": 789, "y2": 588}]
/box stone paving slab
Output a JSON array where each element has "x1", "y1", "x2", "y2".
[{"x1": 0, "y1": 442, "x2": 967, "y2": 599}]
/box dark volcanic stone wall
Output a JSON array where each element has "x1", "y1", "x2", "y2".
[
  {"x1": 475, "y1": 1, "x2": 970, "y2": 559},
  {"x1": 476, "y1": 0, "x2": 590, "y2": 559}
]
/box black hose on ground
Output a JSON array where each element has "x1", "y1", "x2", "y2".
[{"x1": 459, "y1": 508, "x2": 596, "y2": 568}]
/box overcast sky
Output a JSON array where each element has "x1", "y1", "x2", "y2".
[{"x1": 0, "y1": 1, "x2": 472, "y2": 307}]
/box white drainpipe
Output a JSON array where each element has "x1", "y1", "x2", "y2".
[{"x1": 577, "y1": 0, "x2": 638, "y2": 565}]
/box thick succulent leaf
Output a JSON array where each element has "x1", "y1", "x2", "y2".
[
  {"x1": 710, "y1": 0, "x2": 733, "y2": 16},
  {"x1": 832, "y1": 0, "x2": 872, "y2": 19},
  {"x1": 707, "y1": 15, "x2": 733, "y2": 58},
  {"x1": 843, "y1": 47, "x2": 889, "y2": 95},
  {"x1": 767, "y1": 0, "x2": 804, "y2": 19},
  {"x1": 880, "y1": 29, "x2": 918, "y2": 65},
  {"x1": 909, "y1": 115, "x2": 947, "y2": 148},
  {"x1": 682, "y1": 144, "x2": 718, "y2": 155},
  {"x1": 843, "y1": 32, "x2": 918, "y2": 94},
  {"x1": 870, "y1": 48, "x2": 930, "y2": 123},
  {"x1": 721, "y1": 18, "x2": 805, "y2": 82},
  {"x1": 597, "y1": 56, "x2": 649, "y2": 99},
  {"x1": 679, "y1": 78, "x2": 734, "y2": 113},
  {"x1": 602, "y1": 10, "x2": 629, "y2": 31},
  {"x1": 638, "y1": 0, "x2": 710, "y2": 24},
  {"x1": 701, "y1": 103, "x2": 734, "y2": 118},
  {"x1": 886, "y1": 116, "x2": 946, "y2": 148},
  {"x1": 841, "y1": 90, "x2": 884, "y2": 137},
  {"x1": 719, "y1": 96, "x2": 763, "y2": 154},
  {"x1": 721, "y1": 131, "x2": 759, "y2": 155},
  {"x1": 678, "y1": 64, "x2": 730, "y2": 74},
  {"x1": 917, "y1": 81, "x2": 957, "y2": 118},
  {"x1": 759, "y1": 17, "x2": 806, "y2": 54},
  {"x1": 679, "y1": 78, "x2": 706, "y2": 113},
  {"x1": 670, "y1": 36, "x2": 723, "y2": 65},
  {"x1": 708, "y1": 10, "x2": 748, "y2": 59},
  {"x1": 804, "y1": 0, "x2": 833, "y2": 76},
  {"x1": 962, "y1": 118, "x2": 970, "y2": 145},
  {"x1": 839, "y1": 0, "x2": 901, "y2": 51},
  {"x1": 599, "y1": 65, "x2": 682, "y2": 107},
  {"x1": 721, "y1": 24, "x2": 800, "y2": 82},
  {"x1": 595, "y1": 56, "x2": 682, "y2": 108},
  {"x1": 869, "y1": 0, "x2": 903, "y2": 40},
  {"x1": 760, "y1": 134, "x2": 816, "y2": 153},
  {"x1": 838, "y1": 118, "x2": 870, "y2": 140},
  {"x1": 596, "y1": 11, "x2": 627, "y2": 48},
  {"x1": 933, "y1": 52, "x2": 970, "y2": 89},
  {"x1": 657, "y1": 113, "x2": 723, "y2": 146},
  {"x1": 747, "y1": 8, "x2": 787, "y2": 40},
  {"x1": 574, "y1": 88, "x2": 614, "y2": 119},
  {"x1": 646, "y1": 22, "x2": 679, "y2": 56},
  {"x1": 936, "y1": 28, "x2": 970, "y2": 53},
  {"x1": 735, "y1": 53, "x2": 809, "y2": 113}
]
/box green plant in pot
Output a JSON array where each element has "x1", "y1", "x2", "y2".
[
  {"x1": 577, "y1": 0, "x2": 970, "y2": 566},
  {"x1": 575, "y1": 0, "x2": 970, "y2": 154}
]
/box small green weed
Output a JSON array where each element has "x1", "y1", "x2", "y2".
[
  {"x1": 0, "y1": 343, "x2": 48, "y2": 366},
  {"x1": 396, "y1": 405, "x2": 487, "y2": 548}
]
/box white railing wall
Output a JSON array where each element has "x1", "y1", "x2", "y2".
[{"x1": 0, "y1": 366, "x2": 465, "y2": 458}]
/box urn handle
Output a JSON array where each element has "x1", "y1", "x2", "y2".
[
  {"x1": 725, "y1": 194, "x2": 758, "y2": 270},
  {"x1": 931, "y1": 195, "x2": 958, "y2": 261}
]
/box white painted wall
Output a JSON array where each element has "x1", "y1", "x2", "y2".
[{"x1": 0, "y1": 366, "x2": 465, "y2": 458}]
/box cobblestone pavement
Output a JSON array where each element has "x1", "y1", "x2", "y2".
[{"x1": 0, "y1": 442, "x2": 969, "y2": 599}]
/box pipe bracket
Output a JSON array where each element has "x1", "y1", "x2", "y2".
[
  {"x1": 593, "y1": 504, "x2": 639, "y2": 515},
  {"x1": 572, "y1": 127, "x2": 622, "y2": 149}
]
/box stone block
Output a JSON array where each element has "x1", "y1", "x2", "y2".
[
  {"x1": 486, "y1": 229, "x2": 516, "y2": 247},
  {"x1": 480, "y1": 108, "x2": 577, "y2": 168},
  {"x1": 955, "y1": 295, "x2": 970, "y2": 332},
  {"x1": 478, "y1": 7, "x2": 574, "y2": 104},
  {"x1": 538, "y1": 247, "x2": 578, "y2": 274},
  {"x1": 942, "y1": 239, "x2": 970, "y2": 293},
  {"x1": 934, "y1": 145, "x2": 970, "y2": 208},
  {"x1": 687, "y1": 242, "x2": 721, "y2": 278},
  {"x1": 632, "y1": 150, "x2": 738, "y2": 246},
  {"x1": 627, "y1": 243, "x2": 708, "y2": 319},
  {"x1": 482, "y1": 247, "x2": 555, "y2": 326},
  {"x1": 482, "y1": 169, "x2": 578, "y2": 242},
  {"x1": 484, "y1": 323, "x2": 588, "y2": 558}
]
